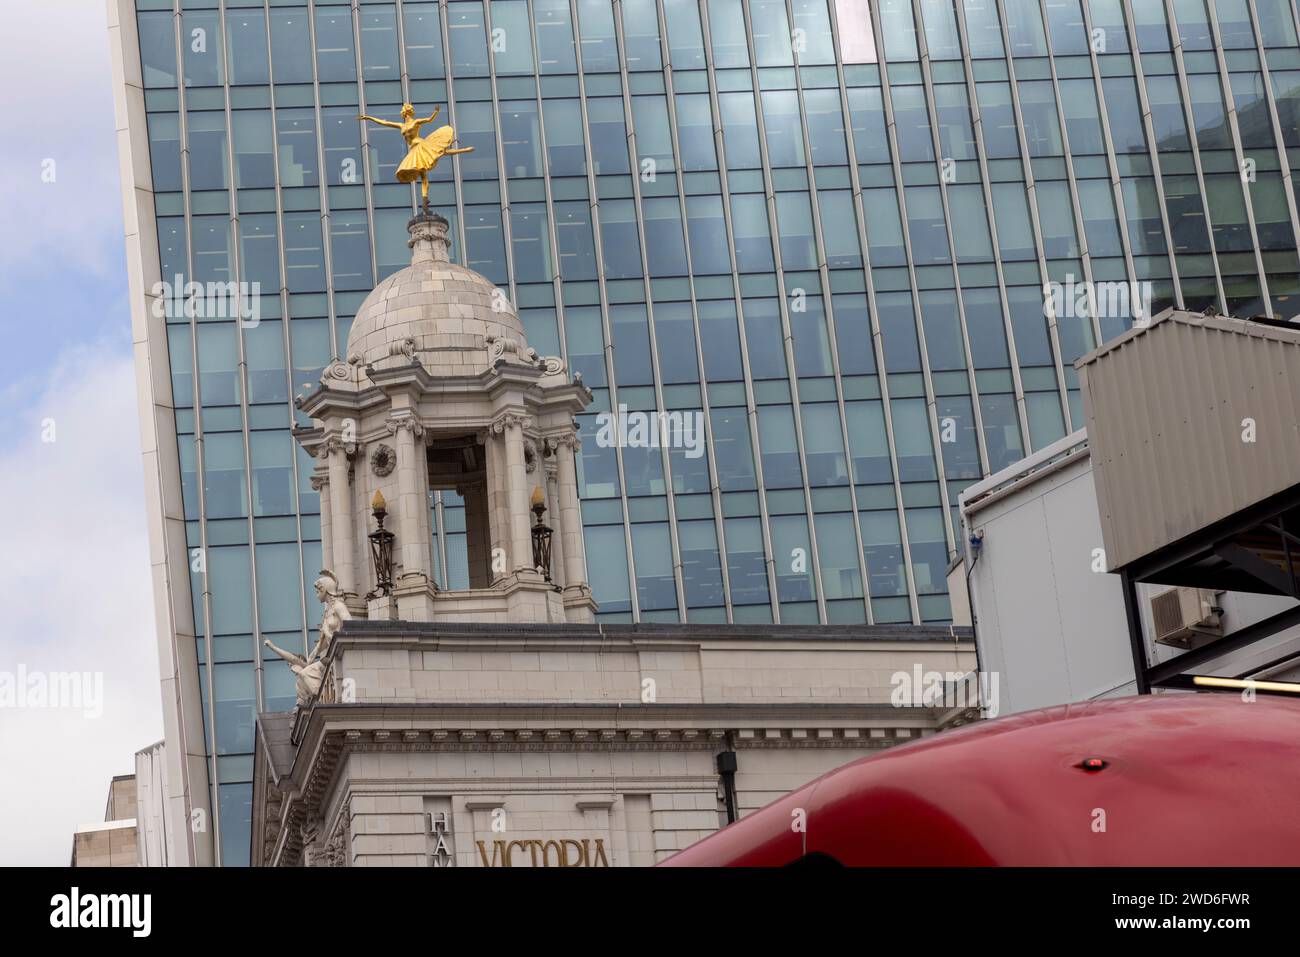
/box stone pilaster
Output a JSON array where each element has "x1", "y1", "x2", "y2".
[
  {"x1": 312, "y1": 472, "x2": 332, "y2": 576},
  {"x1": 544, "y1": 450, "x2": 563, "y2": 588},
  {"x1": 387, "y1": 413, "x2": 429, "y2": 581},
  {"x1": 554, "y1": 430, "x2": 594, "y2": 620},
  {"x1": 497, "y1": 412, "x2": 536, "y2": 579},
  {"x1": 324, "y1": 437, "x2": 356, "y2": 600}
]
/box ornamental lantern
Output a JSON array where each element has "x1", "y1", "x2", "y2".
[
  {"x1": 529, "y1": 486, "x2": 553, "y2": 583},
  {"x1": 367, "y1": 490, "x2": 396, "y2": 597}
]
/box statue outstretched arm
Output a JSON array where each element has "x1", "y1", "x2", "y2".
[
  {"x1": 358, "y1": 114, "x2": 402, "y2": 130},
  {"x1": 419, "y1": 106, "x2": 441, "y2": 125},
  {"x1": 264, "y1": 638, "x2": 307, "y2": 669}
]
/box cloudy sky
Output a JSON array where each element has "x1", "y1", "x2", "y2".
[{"x1": 0, "y1": 0, "x2": 163, "y2": 864}]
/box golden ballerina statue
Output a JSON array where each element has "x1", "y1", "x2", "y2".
[{"x1": 358, "y1": 103, "x2": 473, "y2": 210}]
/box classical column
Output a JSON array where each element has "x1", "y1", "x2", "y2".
[
  {"x1": 311, "y1": 471, "x2": 332, "y2": 574},
  {"x1": 544, "y1": 452, "x2": 564, "y2": 587},
  {"x1": 478, "y1": 428, "x2": 506, "y2": 584},
  {"x1": 387, "y1": 413, "x2": 430, "y2": 582},
  {"x1": 324, "y1": 438, "x2": 356, "y2": 597},
  {"x1": 554, "y1": 430, "x2": 588, "y2": 592},
  {"x1": 498, "y1": 412, "x2": 534, "y2": 577}
]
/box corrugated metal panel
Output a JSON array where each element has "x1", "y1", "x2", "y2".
[{"x1": 1078, "y1": 311, "x2": 1300, "y2": 571}]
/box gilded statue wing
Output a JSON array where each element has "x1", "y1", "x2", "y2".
[{"x1": 420, "y1": 125, "x2": 457, "y2": 154}]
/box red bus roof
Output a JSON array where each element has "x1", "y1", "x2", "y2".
[{"x1": 660, "y1": 693, "x2": 1300, "y2": 866}]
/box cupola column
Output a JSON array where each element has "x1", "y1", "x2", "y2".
[
  {"x1": 554, "y1": 431, "x2": 589, "y2": 592},
  {"x1": 499, "y1": 413, "x2": 535, "y2": 578},
  {"x1": 387, "y1": 413, "x2": 430, "y2": 582},
  {"x1": 544, "y1": 453, "x2": 564, "y2": 587},
  {"x1": 325, "y1": 437, "x2": 356, "y2": 599}
]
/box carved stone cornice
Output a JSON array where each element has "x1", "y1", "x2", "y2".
[{"x1": 549, "y1": 430, "x2": 580, "y2": 451}]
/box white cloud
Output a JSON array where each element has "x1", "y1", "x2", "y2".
[
  {"x1": 0, "y1": 344, "x2": 162, "y2": 865},
  {"x1": 0, "y1": 0, "x2": 121, "y2": 284}
]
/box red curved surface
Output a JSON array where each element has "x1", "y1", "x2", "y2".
[{"x1": 659, "y1": 694, "x2": 1300, "y2": 866}]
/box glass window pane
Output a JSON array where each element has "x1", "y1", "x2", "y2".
[
  {"x1": 711, "y1": 407, "x2": 758, "y2": 490},
  {"x1": 709, "y1": 0, "x2": 751, "y2": 67},
  {"x1": 587, "y1": 97, "x2": 631, "y2": 174},
  {"x1": 920, "y1": 0, "x2": 961, "y2": 59},
  {"x1": 731, "y1": 193, "x2": 775, "y2": 271},
  {"x1": 762, "y1": 91, "x2": 806, "y2": 167},
  {"x1": 845, "y1": 401, "x2": 892, "y2": 483},
  {"x1": 699, "y1": 301, "x2": 745, "y2": 381},
  {"x1": 359, "y1": 5, "x2": 400, "y2": 80},
  {"x1": 725, "y1": 517, "x2": 771, "y2": 606},
  {"x1": 586, "y1": 524, "x2": 631, "y2": 612},
  {"x1": 313, "y1": 6, "x2": 356, "y2": 82},
  {"x1": 861, "y1": 510, "x2": 907, "y2": 597},
  {"x1": 510, "y1": 203, "x2": 553, "y2": 283},
  {"x1": 622, "y1": 0, "x2": 663, "y2": 71},
  {"x1": 963, "y1": 0, "x2": 1005, "y2": 58},
  {"x1": 490, "y1": 0, "x2": 535, "y2": 74},
  {"x1": 801, "y1": 403, "x2": 849, "y2": 486},
  {"x1": 536, "y1": 0, "x2": 578, "y2": 72},
  {"x1": 1004, "y1": 0, "x2": 1048, "y2": 55},
  {"x1": 543, "y1": 98, "x2": 588, "y2": 176},
  {"x1": 448, "y1": 1, "x2": 490, "y2": 76},
  {"x1": 720, "y1": 92, "x2": 761, "y2": 168},
  {"x1": 403, "y1": 2, "x2": 445, "y2": 78},
  {"x1": 848, "y1": 88, "x2": 892, "y2": 164},
  {"x1": 555, "y1": 201, "x2": 598, "y2": 279},
  {"x1": 679, "y1": 520, "x2": 724, "y2": 607},
  {"x1": 686, "y1": 194, "x2": 731, "y2": 273},
  {"x1": 226, "y1": 9, "x2": 269, "y2": 85},
  {"x1": 139, "y1": 11, "x2": 178, "y2": 87},
  {"x1": 597, "y1": 199, "x2": 644, "y2": 279},
  {"x1": 577, "y1": 0, "x2": 620, "y2": 70},
  {"x1": 270, "y1": 9, "x2": 314, "y2": 84},
  {"x1": 878, "y1": 0, "x2": 919, "y2": 59},
  {"x1": 664, "y1": 0, "x2": 707, "y2": 68},
  {"x1": 1018, "y1": 80, "x2": 1064, "y2": 156}
]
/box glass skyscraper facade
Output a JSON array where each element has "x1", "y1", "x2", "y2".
[{"x1": 119, "y1": 0, "x2": 1300, "y2": 863}]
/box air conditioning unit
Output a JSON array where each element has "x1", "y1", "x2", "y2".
[{"x1": 1150, "y1": 587, "x2": 1223, "y2": 649}]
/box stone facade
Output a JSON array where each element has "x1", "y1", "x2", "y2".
[
  {"x1": 71, "y1": 774, "x2": 140, "y2": 867},
  {"x1": 252, "y1": 622, "x2": 977, "y2": 866}
]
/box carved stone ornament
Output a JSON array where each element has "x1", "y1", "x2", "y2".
[
  {"x1": 537, "y1": 355, "x2": 565, "y2": 375},
  {"x1": 388, "y1": 337, "x2": 417, "y2": 359},
  {"x1": 370, "y1": 443, "x2": 397, "y2": 477},
  {"x1": 385, "y1": 415, "x2": 425, "y2": 438},
  {"x1": 491, "y1": 411, "x2": 532, "y2": 434},
  {"x1": 486, "y1": 335, "x2": 521, "y2": 363},
  {"x1": 323, "y1": 435, "x2": 356, "y2": 457},
  {"x1": 327, "y1": 360, "x2": 351, "y2": 381},
  {"x1": 309, "y1": 474, "x2": 328, "y2": 492}
]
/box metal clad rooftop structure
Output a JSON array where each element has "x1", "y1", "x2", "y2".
[{"x1": 1077, "y1": 309, "x2": 1300, "y2": 572}]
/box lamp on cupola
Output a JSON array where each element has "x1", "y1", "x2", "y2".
[
  {"x1": 530, "y1": 486, "x2": 554, "y2": 584},
  {"x1": 367, "y1": 490, "x2": 396, "y2": 598}
]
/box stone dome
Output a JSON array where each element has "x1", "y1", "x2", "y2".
[{"x1": 345, "y1": 213, "x2": 527, "y2": 370}]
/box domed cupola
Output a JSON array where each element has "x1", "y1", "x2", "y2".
[
  {"x1": 293, "y1": 212, "x2": 596, "y2": 626},
  {"x1": 344, "y1": 214, "x2": 531, "y2": 377}
]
